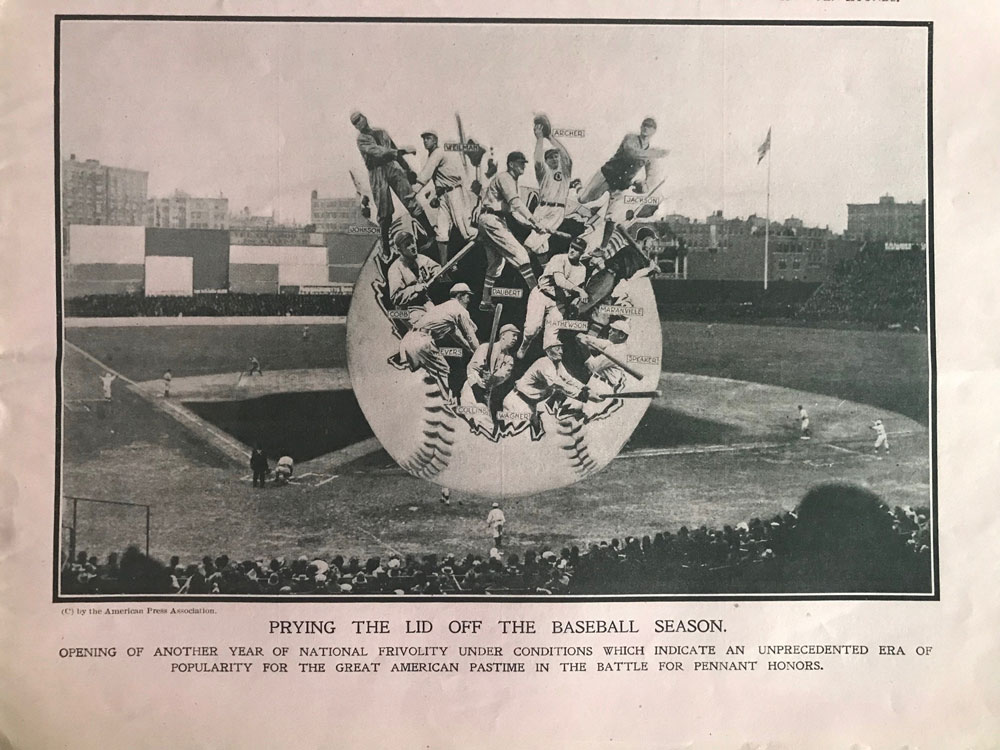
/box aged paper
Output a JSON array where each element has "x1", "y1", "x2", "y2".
[{"x1": 2, "y1": 1, "x2": 999, "y2": 748}]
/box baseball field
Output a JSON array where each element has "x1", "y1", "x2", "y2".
[{"x1": 61, "y1": 319, "x2": 931, "y2": 566}]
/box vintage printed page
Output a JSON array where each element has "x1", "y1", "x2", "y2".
[{"x1": 1, "y1": 1, "x2": 999, "y2": 748}]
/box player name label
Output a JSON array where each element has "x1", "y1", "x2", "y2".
[
  {"x1": 440, "y1": 347, "x2": 464, "y2": 358},
  {"x1": 456, "y1": 405, "x2": 489, "y2": 416},
  {"x1": 552, "y1": 128, "x2": 586, "y2": 138},
  {"x1": 597, "y1": 304, "x2": 643, "y2": 317},
  {"x1": 557, "y1": 320, "x2": 589, "y2": 331},
  {"x1": 490, "y1": 288, "x2": 524, "y2": 299},
  {"x1": 444, "y1": 142, "x2": 482, "y2": 153},
  {"x1": 498, "y1": 411, "x2": 532, "y2": 422},
  {"x1": 387, "y1": 309, "x2": 411, "y2": 319},
  {"x1": 627, "y1": 354, "x2": 660, "y2": 365},
  {"x1": 348, "y1": 224, "x2": 380, "y2": 234},
  {"x1": 623, "y1": 195, "x2": 660, "y2": 205}
]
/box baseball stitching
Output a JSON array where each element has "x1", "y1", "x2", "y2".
[
  {"x1": 399, "y1": 374, "x2": 457, "y2": 479},
  {"x1": 556, "y1": 416, "x2": 597, "y2": 477}
]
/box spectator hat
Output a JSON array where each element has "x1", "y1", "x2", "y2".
[{"x1": 450, "y1": 282, "x2": 473, "y2": 296}]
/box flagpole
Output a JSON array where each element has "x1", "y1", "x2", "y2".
[{"x1": 764, "y1": 134, "x2": 771, "y2": 291}]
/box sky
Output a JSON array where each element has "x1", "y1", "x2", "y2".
[{"x1": 60, "y1": 21, "x2": 929, "y2": 232}]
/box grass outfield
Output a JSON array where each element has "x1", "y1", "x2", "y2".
[
  {"x1": 61, "y1": 321, "x2": 931, "y2": 568},
  {"x1": 65, "y1": 321, "x2": 929, "y2": 423}
]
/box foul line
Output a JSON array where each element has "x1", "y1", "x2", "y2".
[{"x1": 65, "y1": 341, "x2": 251, "y2": 463}]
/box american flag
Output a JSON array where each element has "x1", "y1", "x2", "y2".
[{"x1": 757, "y1": 127, "x2": 772, "y2": 164}]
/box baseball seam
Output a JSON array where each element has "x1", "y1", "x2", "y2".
[
  {"x1": 556, "y1": 418, "x2": 597, "y2": 477},
  {"x1": 400, "y1": 375, "x2": 457, "y2": 480}
]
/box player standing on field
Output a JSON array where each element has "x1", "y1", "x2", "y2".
[
  {"x1": 486, "y1": 502, "x2": 506, "y2": 549},
  {"x1": 162, "y1": 369, "x2": 172, "y2": 398},
  {"x1": 99, "y1": 371, "x2": 117, "y2": 401},
  {"x1": 871, "y1": 419, "x2": 890, "y2": 454},
  {"x1": 798, "y1": 405, "x2": 812, "y2": 440}
]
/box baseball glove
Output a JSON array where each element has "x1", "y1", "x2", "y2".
[{"x1": 535, "y1": 114, "x2": 552, "y2": 138}]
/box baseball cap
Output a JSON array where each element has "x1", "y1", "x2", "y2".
[
  {"x1": 499, "y1": 324, "x2": 520, "y2": 337},
  {"x1": 393, "y1": 230, "x2": 415, "y2": 248},
  {"x1": 450, "y1": 282, "x2": 473, "y2": 296},
  {"x1": 420, "y1": 130, "x2": 438, "y2": 139},
  {"x1": 544, "y1": 148, "x2": 560, "y2": 160},
  {"x1": 507, "y1": 151, "x2": 529, "y2": 165},
  {"x1": 641, "y1": 117, "x2": 657, "y2": 129},
  {"x1": 491, "y1": 502, "x2": 500, "y2": 508},
  {"x1": 349, "y1": 111, "x2": 366, "y2": 126},
  {"x1": 569, "y1": 237, "x2": 588, "y2": 253},
  {"x1": 610, "y1": 319, "x2": 630, "y2": 333}
]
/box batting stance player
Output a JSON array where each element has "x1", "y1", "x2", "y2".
[
  {"x1": 524, "y1": 114, "x2": 573, "y2": 256},
  {"x1": 517, "y1": 237, "x2": 589, "y2": 360},
  {"x1": 569, "y1": 320, "x2": 631, "y2": 418},
  {"x1": 412, "y1": 130, "x2": 475, "y2": 264},
  {"x1": 350, "y1": 111, "x2": 437, "y2": 256},
  {"x1": 460, "y1": 324, "x2": 519, "y2": 430},
  {"x1": 578, "y1": 117, "x2": 668, "y2": 205},
  {"x1": 398, "y1": 282, "x2": 480, "y2": 383},
  {"x1": 501, "y1": 331, "x2": 589, "y2": 429},
  {"x1": 478, "y1": 151, "x2": 548, "y2": 311},
  {"x1": 387, "y1": 230, "x2": 441, "y2": 312}
]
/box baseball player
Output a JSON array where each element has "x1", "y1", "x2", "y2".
[
  {"x1": 460, "y1": 324, "x2": 520, "y2": 429},
  {"x1": 798, "y1": 405, "x2": 812, "y2": 440},
  {"x1": 871, "y1": 419, "x2": 890, "y2": 454},
  {"x1": 517, "y1": 237, "x2": 589, "y2": 360},
  {"x1": 99, "y1": 371, "x2": 117, "y2": 401},
  {"x1": 412, "y1": 130, "x2": 475, "y2": 264},
  {"x1": 386, "y1": 230, "x2": 442, "y2": 312},
  {"x1": 162, "y1": 369, "x2": 172, "y2": 398},
  {"x1": 350, "y1": 111, "x2": 437, "y2": 257},
  {"x1": 523, "y1": 114, "x2": 573, "y2": 256},
  {"x1": 501, "y1": 331, "x2": 589, "y2": 431},
  {"x1": 477, "y1": 151, "x2": 548, "y2": 311},
  {"x1": 486, "y1": 502, "x2": 506, "y2": 549},
  {"x1": 247, "y1": 356, "x2": 262, "y2": 376},
  {"x1": 398, "y1": 282, "x2": 480, "y2": 382},
  {"x1": 567, "y1": 320, "x2": 632, "y2": 418},
  {"x1": 274, "y1": 454, "x2": 294, "y2": 485},
  {"x1": 578, "y1": 117, "x2": 668, "y2": 204}
]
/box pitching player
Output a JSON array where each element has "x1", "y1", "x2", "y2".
[
  {"x1": 524, "y1": 114, "x2": 573, "y2": 256},
  {"x1": 99, "y1": 371, "x2": 117, "y2": 401},
  {"x1": 517, "y1": 238, "x2": 589, "y2": 359},
  {"x1": 871, "y1": 419, "x2": 890, "y2": 454},
  {"x1": 798, "y1": 405, "x2": 812, "y2": 440},
  {"x1": 501, "y1": 332, "x2": 589, "y2": 430},
  {"x1": 578, "y1": 117, "x2": 668, "y2": 204},
  {"x1": 460, "y1": 324, "x2": 519, "y2": 430},
  {"x1": 398, "y1": 282, "x2": 480, "y2": 382},
  {"x1": 412, "y1": 130, "x2": 475, "y2": 264},
  {"x1": 162, "y1": 369, "x2": 172, "y2": 398},
  {"x1": 478, "y1": 151, "x2": 548, "y2": 311},
  {"x1": 350, "y1": 111, "x2": 437, "y2": 256},
  {"x1": 386, "y1": 230, "x2": 442, "y2": 312}
]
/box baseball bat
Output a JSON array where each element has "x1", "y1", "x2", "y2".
[
  {"x1": 577, "y1": 337, "x2": 644, "y2": 380},
  {"x1": 595, "y1": 390, "x2": 661, "y2": 400},
  {"x1": 483, "y1": 303, "x2": 504, "y2": 403},
  {"x1": 455, "y1": 112, "x2": 471, "y2": 175},
  {"x1": 425, "y1": 237, "x2": 478, "y2": 286}
]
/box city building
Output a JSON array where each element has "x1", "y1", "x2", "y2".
[
  {"x1": 229, "y1": 206, "x2": 277, "y2": 229},
  {"x1": 847, "y1": 195, "x2": 926, "y2": 244},
  {"x1": 61, "y1": 154, "x2": 148, "y2": 228},
  {"x1": 146, "y1": 190, "x2": 229, "y2": 229},
  {"x1": 310, "y1": 191, "x2": 369, "y2": 232}
]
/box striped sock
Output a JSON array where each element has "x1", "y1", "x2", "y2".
[{"x1": 518, "y1": 264, "x2": 538, "y2": 289}]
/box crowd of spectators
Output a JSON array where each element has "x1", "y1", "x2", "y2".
[
  {"x1": 65, "y1": 293, "x2": 352, "y2": 318},
  {"x1": 797, "y1": 247, "x2": 927, "y2": 329},
  {"x1": 61, "y1": 484, "x2": 932, "y2": 596}
]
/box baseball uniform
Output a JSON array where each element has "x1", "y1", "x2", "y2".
[
  {"x1": 387, "y1": 254, "x2": 441, "y2": 310},
  {"x1": 521, "y1": 253, "x2": 587, "y2": 352},
  {"x1": 524, "y1": 141, "x2": 572, "y2": 254},
  {"x1": 415, "y1": 146, "x2": 474, "y2": 243},
  {"x1": 399, "y1": 298, "x2": 479, "y2": 381},
  {"x1": 478, "y1": 171, "x2": 538, "y2": 299}
]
